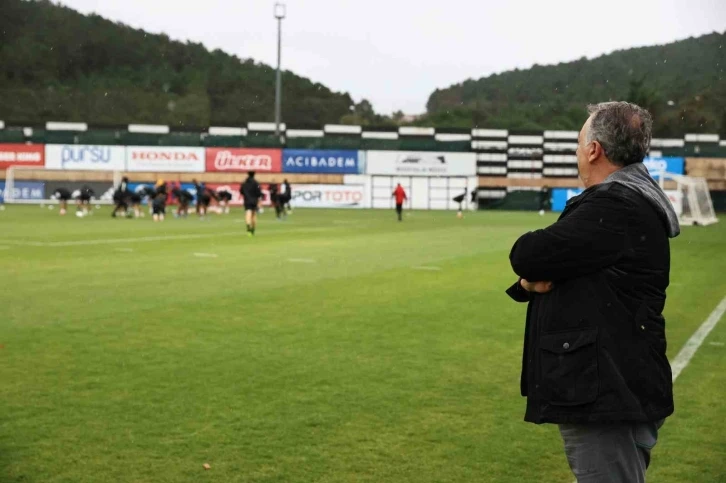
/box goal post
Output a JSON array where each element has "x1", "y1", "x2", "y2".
[
  {"x1": 653, "y1": 170, "x2": 718, "y2": 226},
  {"x1": 3, "y1": 166, "x2": 122, "y2": 205}
]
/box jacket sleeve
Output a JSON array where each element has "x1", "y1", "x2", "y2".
[
  {"x1": 509, "y1": 192, "x2": 629, "y2": 282},
  {"x1": 506, "y1": 279, "x2": 531, "y2": 303}
]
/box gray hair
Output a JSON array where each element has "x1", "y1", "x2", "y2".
[{"x1": 586, "y1": 102, "x2": 653, "y2": 166}]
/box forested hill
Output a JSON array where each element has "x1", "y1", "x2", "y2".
[
  {"x1": 0, "y1": 0, "x2": 355, "y2": 127},
  {"x1": 424, "y1": 32, "x2": 726, "y2": 136}
]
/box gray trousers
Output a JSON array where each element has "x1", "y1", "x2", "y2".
[{"x1": 559, "y1": 421, "x2": 663, "y2": 483}]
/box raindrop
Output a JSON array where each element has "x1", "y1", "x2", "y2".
[
  {"x1": 104, "y1": 92, "x2": 108, "y2": 97},
  {"x1": 663, "y1": 60, "x2": 667, "y2": 64},
  {"x1": 606, "y1": 79, "x2": 609, "y2": 83}
]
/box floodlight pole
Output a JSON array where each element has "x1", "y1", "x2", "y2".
[{"x1": 274, "y1": 3, "x2": 286, "y2": 137}]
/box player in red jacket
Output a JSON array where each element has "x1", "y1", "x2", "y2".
[{"x1": 392, "y1": 183, "x2": 407, "y2": 221}]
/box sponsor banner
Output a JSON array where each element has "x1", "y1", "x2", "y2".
[
  {"x1": 551, "y1": 188, "x2": 584, "y2": 211},
  {"x1": 643, "y1": 156, "x2": 685, "y2": 175},
  {"x1": 0, "y1": 181, "x2": 45, "y2": 202},
  {"x1": 291, "y1": 184, "x2": 365, "y2": 209},
  {"x1": 126, "y1": 147, "x2": 205, "y2": 172},
  {"x1": 45, "y1": 144, "x2": 125, "y2": 171},
  {"x1": 366, "y1": 151, "x2": 476, "y2": 176},
  {"x1": 0, "y1": 144, "x2": 45, "y2": 169},
  {"x1": 552, "y1": 186, "x2": 683, "y2": 214},
  {"x1": 282, "y1": 149, "x2": 360, "y2": 174},
  {"x1": 205, "y1": 148, "x2": 282, "y2": 173}
]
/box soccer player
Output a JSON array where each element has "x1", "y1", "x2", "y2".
[
  {"x1": 152, "y1": 180, "x2": 167, "y2": 222},
  {"x1": 172, "y1": 186, "x2": 194, "y2": 218},
  {"x1": 128, "y1": 191, "x2": 143, "y2": 218},
  {"x1": 217, "y1": 189, "x2": 233, "y2": 214},
  {"x1": 453, "y1": 187, "x2": 468, "y2": 218},
  {"x1": 76, "y1": 185, "x2": 95, "y2": 217},
  {"x1": 240, "y1": 171, "x2": 262, "y2": 236},
  {"x1": 269, "y1": 183, "x2": 284, "y2": 219},
  {"x1": 392, "y1": 183, "x2": 407, "y2": 221},
  {"x1": 193, "y1": 179, "x2": 208, "y2": 217},
  {"x1": 112, "y1": 177, "x2": 130, "y2": 218},
  {"x1": 51, "y1": 187, "x2": 72, "y2": 215},
  {"x1": 280, "y1": 179, "x2": 292, "y2": 215}
]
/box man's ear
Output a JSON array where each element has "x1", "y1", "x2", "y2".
[{"x1": 588, "y1": 140, "x2": 603, "y2": 163}]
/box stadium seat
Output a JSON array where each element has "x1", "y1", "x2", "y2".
[
  {"x1": 203, "y1": 135, "x2": 245, "y2": 147},
  {"x1": 45, "y1": 131, "x2": 79, "y2": 144},
  {"x1": 285, "y1": 137, "x2": 325, "y2": 149},
  {"x1": 245, "y1": 133, "x2": 283, "y2": 148},
  {"x1": 321, "y1": 135, "x2": 361, "y2": 150},
  {"x1": 28, "y1": 129, "x2": 47, "y2": 144},
  {"x1": 399, "y1": 137, "x2": 439, "y2": 151},
  {"x1": 0, "y1": 129, "x2": 25, "y2": 143},
  {"x1": 119, "y1": 132, "x2": 164, "y2": 146},
  {"x1": 361, "y1": 138, "x2": 402, "y2": 151},
  {"x1": 77, "y1": 130, "x2": 119, "y2": 145},
  {"x1": 433, "y1": 141, "x2": 472, "y2": 152},
  {"x1": 160, "y1": 132, "x2": 202, "y2": 146}
]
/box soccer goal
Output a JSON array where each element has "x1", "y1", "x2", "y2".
[
  {"x1": 3, "y1": 166, "x2": 122, "y2": 205},
  {"x1": 653, "y1": 171, "x2": 718, "y2": 226}
]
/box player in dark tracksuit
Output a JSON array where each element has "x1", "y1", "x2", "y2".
[
  {"x1": 76, "y1": 186, "x2": 95, "y2": 216},
  {"x1": 172, "y1": 187, "x2": 194, "y2": 218},
  {"x1": 152, "y1": 181, "x2": 167, "y2": 222},
  {"x1": 112, "y1": 177, "x2": 130, "y2": 218},
  {"x1": 193, "y1": 179, "x2": 210, "y2": 217},
  {"x1": 52, "y1": 187, "x2": 72, "y2": 215},
  {"x1": 269, "y1": 183, "x2": 284, "y2": 219},
  {"x1": 217, "y1": 189, "x2": 233, "y2": 214},
  {"x1": 281, "y1": 179, "x2": 293, "y2": 215},
  {"x1": 240, "y1": 171, "x2": 263, "y2": 236}
]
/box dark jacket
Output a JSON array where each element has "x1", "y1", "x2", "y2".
[
  {"x1": 241, "y1": 178, "x2": 262, "y2": 205},
  {"x1": 507, "y1": 164, "x2": 678, "y2": 424}
]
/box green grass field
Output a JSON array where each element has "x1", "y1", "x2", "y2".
[{"x1": 1, "y1": 205, "x2": 725, "y2": 483}]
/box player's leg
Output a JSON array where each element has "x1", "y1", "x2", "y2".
[
  {"x1": 59, "y1": 199, "x2": 67, "y2": 215},
  {"x1": 396, "y1": 203, "x2": 403, "y2": 221},
  {"x1": 250, "y1": 208, "x2": 258, "y2": 234},
  {"x1": 245, "y1": 208, "x2": 253, "y2": 235}
]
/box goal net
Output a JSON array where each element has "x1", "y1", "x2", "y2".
[
  {"x1": 653, "y1": 171, "x2": 718, "y2": 226},
  {"x1": 2, "y1": 166, "x2": 122, "y2": 205}
]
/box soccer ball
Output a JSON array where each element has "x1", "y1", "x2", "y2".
[
  {"x1": 48, "y1": 205, "x2": 54, "y2": 210},
  {"x1": 96, "y1": 204, "x2": 101, "y2": 210},
  {"x1": 76, "y1": 211, "x2": 84, "y2": 218},
  {"x1": 456, "y1": 211, "x2": 463, "y2": 219},
  {"x1": 539, "y1": 210, "x2": 545, "y2": 216}
]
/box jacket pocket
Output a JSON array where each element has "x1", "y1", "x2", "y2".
[{"x1": 539, "y1": 327, "x2": 599, "y2": 406}]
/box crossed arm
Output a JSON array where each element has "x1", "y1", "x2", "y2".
[{"x1": 507, "y1": 193, "x2": 630, "y2": 301}]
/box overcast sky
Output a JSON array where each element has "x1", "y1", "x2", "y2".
[{"x1": 58, "y1": 0, "x2": 725, "y2": 114}]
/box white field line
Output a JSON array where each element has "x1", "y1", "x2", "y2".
[
  {"x1": 708, "y1": 342, "x2": 724, "y2": 347},
  {"x1": 193, "y1": 253, "x2": 218, "y2": 258},
  {"x1": 287, "y1": 258, "x2": 316, "y2": 264},
  {"x1": 0, "y1": 226, "x2": 338, "y2": 248},
  {"x1": 671, "y1": 296, "x2": 726, "y2": 382},
  {"x1": 412, "y1": 266, "x2": 442, "y2": 271},
  {"x1": 115, "y1": 248, "x2": 134, "y2": 253}
]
